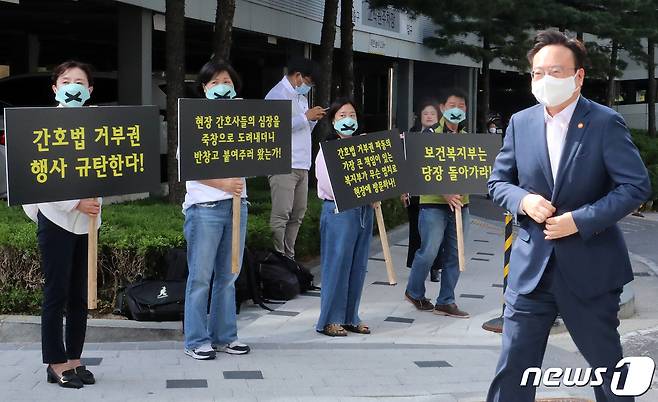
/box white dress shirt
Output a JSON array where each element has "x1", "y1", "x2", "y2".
[
  {"x1": 175, "y1": 147, "x2": 248, "y2": 211},
  {"x1": 544, "y1": 97, "x2": 579, "y2": 183},
  {"x1": 23, "y1": 199, "x2": 102, "y2": 235},
  {"x1": 265, "y1": 76, "x2": 317, "y2": 170},
  {"x1": 182, "y1": 180, "x2": 247, "y2": 211},
  {"x1": 315, "y1": 148, "x2": 335, "y2": 201}
]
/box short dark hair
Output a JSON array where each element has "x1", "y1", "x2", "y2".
[
  {"x1": 324, "y1": 97, "x2": 360, "y2": 141},
  {"x1": 417, "y1": 98, "x2": 439, "y2": 115},
  {"x1": 439, "y1": 88, "x2": 468, "y2": 105},
  {"x1": 527, "y1": 30, "x2": 588, "y2": 70},
  {"x1": 51, "y1": 60, "x2": 94, "y2": 86},
  {"x1": 287, "y1": 57, "x2": 321, "y2": 82},
  {"x1": 196, "y1": 60, "x2": 242, "y2": 95}
]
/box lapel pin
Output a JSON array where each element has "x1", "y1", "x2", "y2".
[{"x1": 577, "y1": 122, "x2": 584, "y2": 129}]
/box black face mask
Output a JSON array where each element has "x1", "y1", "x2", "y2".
[
  {"x1": 213, "y1": 91, "x2": 232, "y2": 99},
  {"x1": 64, "y1": 91, "x2": 83, "y2": 103}
]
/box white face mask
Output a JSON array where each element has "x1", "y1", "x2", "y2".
[{"x1": 531, "y1": 73, "x2": 578, "y2": 107}]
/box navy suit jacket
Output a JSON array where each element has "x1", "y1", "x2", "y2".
[{"x1": 488, "y1": 97, "x2": 651, "y2": 298}]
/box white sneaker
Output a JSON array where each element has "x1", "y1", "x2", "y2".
[
  {"x1": 214, "y1": 341, "x2": 250, "y2": 355},
  {"x1": 184, "y1": 344, "x2": 216, "y2": 360}
]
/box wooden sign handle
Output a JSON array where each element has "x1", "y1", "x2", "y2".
[
  {"x1": 374, "y1": 202, "x2": 397, "y2": 285},
  {"x1": 87, "y1": 211, "x2": 98, "y2": 310},
  {"x1": 455, "y1": 206, "x2": 466, "y2": 272},
  {"x1": 231, "y1": 194, "x2": 241, "y2": 274}
]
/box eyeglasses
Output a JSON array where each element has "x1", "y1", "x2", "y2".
[{"x1": 530, "y1": 66, "x2": 577, "y2": 80}]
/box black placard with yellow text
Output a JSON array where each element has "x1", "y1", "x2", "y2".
[
  {"x1": 320, "y1": 130, "x2": 408, "y2": 212},
  {"x1": 404, "y1": 133, "x2": 501, "y2": 195},
  {"x1": 4, "y1": 105, "x2": 160, "y2": 205},
  {"x1": 177, "y1": 99, "x2": 292, "y2": 181}
]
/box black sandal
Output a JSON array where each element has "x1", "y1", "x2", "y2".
[{"x1": 344, "y1": 323, "x2": 371, "y2": 334}]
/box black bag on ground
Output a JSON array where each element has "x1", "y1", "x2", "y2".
[
  {"x1": 235, "y1": 246, "x2": 274, "y2": 313},
  {"x1": 116, "y1": 280, "x2": 186, "y2": 321},
  {"x1": 164, "y1": 247, "x2": 188, "y2": 281},
  {"x1": 267, "y1": 251, "x2": 318, "y2": 293},
  {"x1": 258, "y1": 251, "x2": 301, "y2": 301}
]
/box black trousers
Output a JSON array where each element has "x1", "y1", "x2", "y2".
[{"x1": 38, "y1": 212, "x2": 88, "y2": 364}]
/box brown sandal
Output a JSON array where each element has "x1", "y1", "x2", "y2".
[
  {"x1": 321, "y1": 323, "x2": 347, "y2": 337},
  {"x1": 344, "y1": 323, "x2": 371, "y2": 334}
]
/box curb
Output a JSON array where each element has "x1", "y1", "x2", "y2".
[{"x1": 629, "y1": 251, "x2": 658, "y2": 277}]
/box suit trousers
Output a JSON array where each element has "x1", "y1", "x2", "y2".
[{"x1": 487, "y1": 256, "x2": 631, "y2": 402}]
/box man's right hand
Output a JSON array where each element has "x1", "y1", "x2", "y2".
[
  {"x1": 305, "y1": 106, "x2": 326, "y2": 121},
  {"x1": 76, "y1": 198, "x2": 101, "y2": 217},
  {"x1": 444, "y1": 194, "x2": 463, "y2": 211},
  {"x1": 521, "y1": 194, "x2": 556, "y2": 223},
  {"x1": 218, "y1": 178, "x2": 244, "y2": 196}
]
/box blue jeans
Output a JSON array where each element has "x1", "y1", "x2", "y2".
[
  {"x1": 406, "y1": 206, "x2": 470, "y2": 305},
  {"x1": 183, "y1": 199, "x2": 248, "y2": 350},
  {"x1": 316, "y1": 201, "x2": 373, "y2": 331}
]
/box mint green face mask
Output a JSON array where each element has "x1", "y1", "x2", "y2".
[
  {"x1": 205, "y1": 83, "x2": 237, "y2": 100},
  {"x1": 55, "y1": 83, "x2": 90, "y2": 107},
  {"x1": 443, "y1": 107, "x2": 466, "y2": 124},
  {"x1": 333, "y1": 117, "x2": 358, "y2": 136}
]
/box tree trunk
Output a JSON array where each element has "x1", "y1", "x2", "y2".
[
  {"x1": 340, "y1": 0, "x2": 355, "y2": 99},
  {"x1": 648, "y1": 37, "x2": 656, "y2": 137},
  {"x1": 166, "y1": 0, "x2": 186, "y2": 204},
  {"x1": 317, "y1": 0, "x2": 339, "y2": 109},
  {"x1": 212, "y1": 0, "x2": 236, "y2": 62},
  {"x1": 606, "y1": 39, "x2": 619, "y2": 107},
  {"x1": 479, "y1": 36, "x2": 491, "y2": 133}
]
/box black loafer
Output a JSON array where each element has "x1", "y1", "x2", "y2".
[
  {"x1": 74, "y1": 365, "x2": 95, "y2": 385},
  {"x1": 46, "y1": 366, "x2": 83, "y2": 389}
]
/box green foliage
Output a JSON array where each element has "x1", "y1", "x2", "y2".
[
  {"x1": 369, "y1": 0, "x2": 535, "y2": 68},
  {"x1": 632, "y1": 128, "x2": 658, "y2": 202},
  {"x1": 0, "y1": 205, "x2": 39, "y2": 252},
  {"x1": 0, "y1": 178, "x2": 409, "y2": 313},
  {"x1": 0, "y1": 288, "x2": 42, "y2": 314},
  {"x1": 99, "y1": 198, "x2": 186, "y2": 254}
]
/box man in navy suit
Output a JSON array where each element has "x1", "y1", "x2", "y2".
[{"x1": 486, "y1": 30, "x2": 651, "y2": 402}]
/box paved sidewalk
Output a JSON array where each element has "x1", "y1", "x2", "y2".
[{"x1": 1, "y1": 215, "x2": 657, "y2": 401}]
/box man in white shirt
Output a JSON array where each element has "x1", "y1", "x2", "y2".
[{"x1": 265, "y1": 58, "x2": 325, "y2": 258}]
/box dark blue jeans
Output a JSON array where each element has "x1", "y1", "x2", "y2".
[{"x1": 406, "y1": 206, "x2": 470, "y2": 305}]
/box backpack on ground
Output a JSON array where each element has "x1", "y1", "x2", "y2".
[
  {"x1": 257, "y1": 251, "x2": 309, "y2": 301},
  {"x1": 164, "y1": 247, "x2": 188, "y2": 281},
  {"x1": 272, "y1": 251, "x2": 318, "y2": 293},
  {"x1": 235, "y1": 246, "x2": 276, "y2": 313},
  {"x1": 115, "y1": 279, "x2": 186, "y2": 321}
]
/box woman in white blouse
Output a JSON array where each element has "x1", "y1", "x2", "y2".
[{"x1": 23, "y1": 61, "x2": 101, "y2": 389}]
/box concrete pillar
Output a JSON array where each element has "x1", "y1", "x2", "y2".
[
  {"x1": 8, "y1": 33, "x2": 28, "y2": 75},
  {"x1": 27, "y1": 34, "x2": 39, "y2": 72},
  {"x1": 117, "y1": 4, "x2": 153, "y2": 105},
  {"x1": 395, "y1": 59, "x2": 414, "y2": 131},
  {"x1": 468, "y1": 67, "x2": 478, "y2": 133}
]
